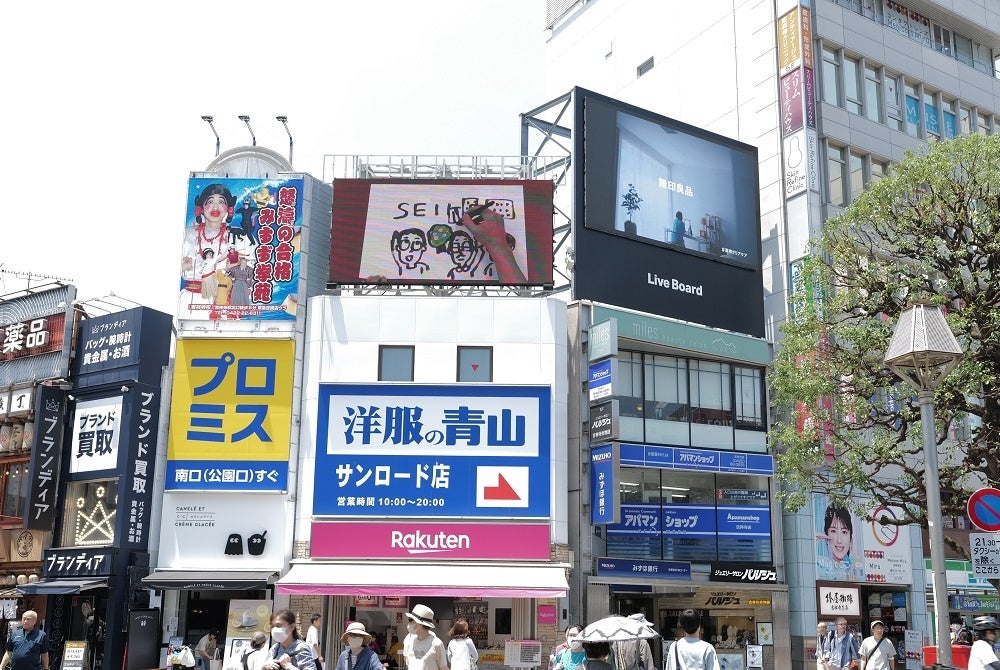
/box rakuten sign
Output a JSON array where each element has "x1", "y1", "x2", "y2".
[{"x1": 311, "y1": 521, "x2": 550, "y2": 560}]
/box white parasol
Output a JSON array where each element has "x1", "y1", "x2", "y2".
[{"x1": 575, "y1": 615, "x2": 660, "y2": 642}]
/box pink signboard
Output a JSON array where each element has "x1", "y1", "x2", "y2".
[
  {"x1": 537, "y1": 605, "x2": 557, "y2": 625},
  {"x1": 311, "y1": 521, "x2": 551, "y2": 560}
]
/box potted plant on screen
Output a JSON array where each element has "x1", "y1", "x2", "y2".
[{"x1": 621, "y1": 183, "x2": 642, "y2": 235}]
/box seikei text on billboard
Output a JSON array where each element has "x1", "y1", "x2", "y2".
[
  {"x1": 315, "y1": 384, "x2": 551, "y2": 519},
  {"x1": 167, "y1": 339, "x2": 294, "y2": 492},
  {"x1": 178, "y1": 178, "x2": 303, "y2": 322},
  {"x1": 573, "y1": 88, "x2": 764, "y2": 337},
  {"x1": 329, "y1": 179, "x2": 554, "y2": 286}
]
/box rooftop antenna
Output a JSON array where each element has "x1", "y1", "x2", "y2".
[
  {"x1": 276, "y1": 116, "x2": 293, "y2": 167},
  {"x1": 201, "y1": 116, "x2": 220, "y2": 157},
  {"x1": 238, "y1": 115, "x2": 256, "y2": 146}
]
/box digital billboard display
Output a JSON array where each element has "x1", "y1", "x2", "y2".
[
  {"x1": 574, "y1": 88, "x2": 765, "y2": 338},
  {"x1": 329, "y1": 179, "x2": 553, "y2": 286}
]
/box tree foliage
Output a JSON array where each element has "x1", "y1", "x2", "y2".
[{"x1": 771, "y1": 133, "x2": 1000, "y2": 545}]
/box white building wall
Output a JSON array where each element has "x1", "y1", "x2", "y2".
[{"x1": 295, "y1": 295, "x2": 569, "y2": 551}]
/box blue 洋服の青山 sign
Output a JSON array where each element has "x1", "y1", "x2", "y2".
[
  {"x1": 314, "y1": 384, "x2": 551, "y2": 519},
  {"x1": 619, "y1": 443, "x2": 773, "y2": 475},
  {"x1": 596, "y1": 557, "x2": 691, "y2": 580},
  {"x1": 590, "y1": 443, "x2": 619, "y2": 524}
]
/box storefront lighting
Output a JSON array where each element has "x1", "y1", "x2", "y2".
[
  {"x1": 238, "y1": 115, "x2": 256, "y2": 146},
  {"x1": 201, "y1": 116, "x2": 220, "y2": 157}
]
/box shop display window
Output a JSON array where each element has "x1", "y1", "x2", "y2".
[{"x1": 60, "y1": 479, "x2": 118, "y2": 547}]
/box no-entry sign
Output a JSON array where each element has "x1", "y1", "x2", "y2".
[{"x1": 968, "y1": 488, "x2": 1000, "y2": 532}]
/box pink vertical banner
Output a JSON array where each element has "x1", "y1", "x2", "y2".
[{"x1": 537, "y1": 605, "x2": 556, "y2": 625}]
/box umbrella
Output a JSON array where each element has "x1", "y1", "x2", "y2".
[{"x1": 576, "y1": 615, "x2": 660, "y2": 643}]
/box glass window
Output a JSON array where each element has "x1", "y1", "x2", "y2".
[
  {"x1": 863, "y1": 65, "x2": 881, "y2": 122},
  {"x1": 885, "y1": 73, "x2": 902, "y2": 131},
  {"x1": 849, "y1": 152, "x2": 865, "y2": 202},
  {"x1": 905, "y1": 84, "x2": 921, "y2": 137},
  {"x1": 60, "y1": 479, "x2": 118, "y2": 547},
  {"x1": 827, "y1": 145, "x2": 847, "y2": 207},
  {"x1": 943, "y1": 100, "x2": 958, "y2": 139},
  {"x1": 618, "y1": 351, "x2": 645, "y2": 442},
  {"x1": 978, "y1": 113, "x2": 991, "y2": 135},
  {"x1": 844, "y1": 56, "x2": 862, "y2": 114},
  {"x1": 457, "y1": 347, "x2": 492, "y2": 382},
  {"x1": 689, "y1": 360, "x2": 733, "y2": 450},
  {"x1": 822, "y1": 47, "x2": 841, "y2": 106},
  {"x1": 924, "y1": 92, "x2": 940, "y2": 137},
  {"x1": 379, "y1": 346, "x2": 414, "y2": 381},
  {"x1": 933, "y1": 24, "x2": 952, "y2": 55},
  {"x1": 871, "y1": 160, "x2": 888, "y2": 181},
  {"x1": 955, "y1": 34, "x2": 974, "y2": 67},
  {"x1": 1, "y1": 461, "x2": 29, "y2": 520},
  {"x1": 733, "y1": 367, "x2": 764, "y2": 429},
  {"x1": 960, "y1": 106, "x2": 972, "y2": 134},
  {"x1": 644, "y1": 355, "x2": 689, "y2": 446},
  {"x1": 974, "y1": 42, "x2": 993, "y2": 74}
]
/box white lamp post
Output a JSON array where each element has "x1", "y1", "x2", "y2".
[{"x1": 884, "y1": 303, "x2": 963, "y2": 668}]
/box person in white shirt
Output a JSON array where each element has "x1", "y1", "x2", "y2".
[
  {"x1": 239, "y1": 632, "x2": 270, "y2": 670},
  {"x1": 969, "y1": 616, "x2": 1000, "y2": 670},
  {"x1": 307, "y1": 615, "x2": 324, "y2": 670},
  {"x1": 664, "y1": 609, "x2": 720, "y2": 670},
  {"x1": 858, "y1": 621, "x2": 894, "y2": 670},
  {"x1": 402, "y1": 605, "x2": 448, "y2": 670}
]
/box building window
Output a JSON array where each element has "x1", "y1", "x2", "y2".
[
  {"x1": 933, "y1": 24, "x2": 953, "y2": 55},
  {"x1": 379, "y1": 346, "x2": 414, "y2": 382},
  {"x1": 943, "y1": 100, "x2": 958, "y2": 139},
  {"x1": 904, "y1": 83, "x2": 921, "y2": 137},
  {"x1": 60, "y1": 479, "x2": 118, "y2": 547},
  {"x1": 844, "y1": 56, "x2": 862, "y2": 114},
  {"x1": 924, "y1": 91, "x2": 940, "y2": 138},
  {"x1": 822, "y1": 46, "x2": 841, "y2": 106},
  {"x1": 643, "y1": 355, "x2": 689, "y2": 445},
  {"x1": 637, "y1": 57, "x2": 654, "y2": 77},
  {"x1": 885, "y1": 73, "x2": 903, "y2": 131},
  {"x1": 955, "y1": 34, "x2": 974, "y2": 67},
  {"x1": 734, "y1": 367, "x2": 764, "y2": 429},
  {"x1": 871, "y1": 159, "x2": 888, "y2": 181},
  {"x1": 457, "y1": 347, "x2": 492, "y2": 382},
  {"x1": 863, "y1": 65, "x2": 882, "y2": 122},
  {"x1": 827, "y1": 144, "x2": 847, "y2": 207},
  {"x1": 0, "y1": 460, "x2": 29, "y2": 523},
  {"x1": 849, "y1": 151, "x2": 865, "y2": 203},
  {"x1": 978, "y1": 112, "x2": 991, "y2": 135},
  {"x1": 960, "y1": 106, "x2": 972, "y2": 134}
]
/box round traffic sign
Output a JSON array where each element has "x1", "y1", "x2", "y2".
[{"x1": 967, "y1": 488, "x2": 1000, "y2": 532}]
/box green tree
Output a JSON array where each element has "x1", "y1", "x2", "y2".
[{"x1": 771, "y1": 133, "x2": 1000, "y2": 546}]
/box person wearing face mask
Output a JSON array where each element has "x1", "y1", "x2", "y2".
[
  {"x1": 264, "y1": 610, "x2": 315, "y2": 670},
  {"x1": 553, "y1": 626, "x2": 585, "y2": 670},
  {"x1": 334, "y1": 623, "x2": 382, "y2": 670},
  {"x1": 402, "y1": 605, "x2": 448, "y2": 670}
]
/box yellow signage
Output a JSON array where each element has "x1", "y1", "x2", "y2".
[
  {"x1": 169, "y1": 339, "x2": 293, "y2": 463},
  {"x1": 777, "y1": 7, "x2": 802, "y2": 76}
]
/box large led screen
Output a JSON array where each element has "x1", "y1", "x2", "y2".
[
  {"x1": 574, "y1": 88, "x2": 765, "y2": 338},
  {"x1": 329, "y1": 179, "x2": 553, "y2": 286}
]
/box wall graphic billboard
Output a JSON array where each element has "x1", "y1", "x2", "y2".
[
  {"x1": 813, "y1": 493, "x2": 912, "y2": 584},
  {"x1": 178, "y1": 178, "x2": 303, "y2": 322},
  {"x1": 329, "y1": 179, "x2": 554, "y2": 286},
  {"x1": 314, "y1": 384, "x2": 551, "y2": 518},
  {"x1": 166, "y1": 339, "x2": 293, "y2": 491},
  {"x1": 573, "y1": 88, "x2": 764, "y2": 337}
]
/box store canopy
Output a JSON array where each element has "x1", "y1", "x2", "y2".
[
  {"x1": 142, "y1": 570, "x2": 277, "y2": 591},
  {"x1": 278, "y1": 561, "x2": 569, "y2": 598},
  {"x1": 17, "y1": 578, "x2": 107, "y2": 595}
]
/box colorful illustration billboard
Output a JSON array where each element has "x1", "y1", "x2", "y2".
[
  {"x1": 178, "y1": 178, "x2": 303, "y2": 322},
  {"x1": 166, "y1": 339, "x2": 293, "y2": 491},
  {"x1": 573, "y1": 88, "x2": 764, "y2": 337},
  {"x1": 314, "y1": 384, "x2": 551, "y2": 518},
  {"x1": 329, "y1": 179, "x2": 554, "y2": 286}
]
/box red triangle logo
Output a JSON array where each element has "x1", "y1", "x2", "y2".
[
  {"x1": 483, "y1": 474, "x2": 521, "y2": 501},
  {"x1": 471, "y1": 364, "x2": 479, "y2": 371}
]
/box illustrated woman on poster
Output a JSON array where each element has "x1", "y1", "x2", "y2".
[{"x1": 815, "y1": 496, "x2": 864, "y2": 581}]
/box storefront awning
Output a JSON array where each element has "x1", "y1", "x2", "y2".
[
  {"x1": 278, "y1": 561, "x2": 569, "y2": 598},
  {"x1": 17, "y1": 578, "x2": 108, "y2": 595},
  {"x1": 142, "y1": 570, "x2": 277, "y2": 591}
]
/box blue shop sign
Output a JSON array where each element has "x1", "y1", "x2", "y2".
[
  {"x1": 596, "y1": 557, "x2": 691, "y2": 580},
  {"x1": 619, "y1": 443, "x2": 773, "y2": 475}
]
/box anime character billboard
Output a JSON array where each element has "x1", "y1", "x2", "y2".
[{"x1": 178, "y1": 178, "x2": 302, "y2": 321}]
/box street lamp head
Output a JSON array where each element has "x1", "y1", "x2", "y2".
[{"x1": 884, "y1": 303, "x2": 963, "y2": 390}]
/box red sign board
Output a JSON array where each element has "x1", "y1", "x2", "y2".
[
  {"x1": 0, "y1": 312, "x2": 65, "y2": 362},
  {"x1": 967, "y1": 487, "x2": 1000, "y2": 532}
]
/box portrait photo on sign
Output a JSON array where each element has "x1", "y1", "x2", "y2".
[{"x1": 813, "y1": 493, "x2": 864, "y2": 582}]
